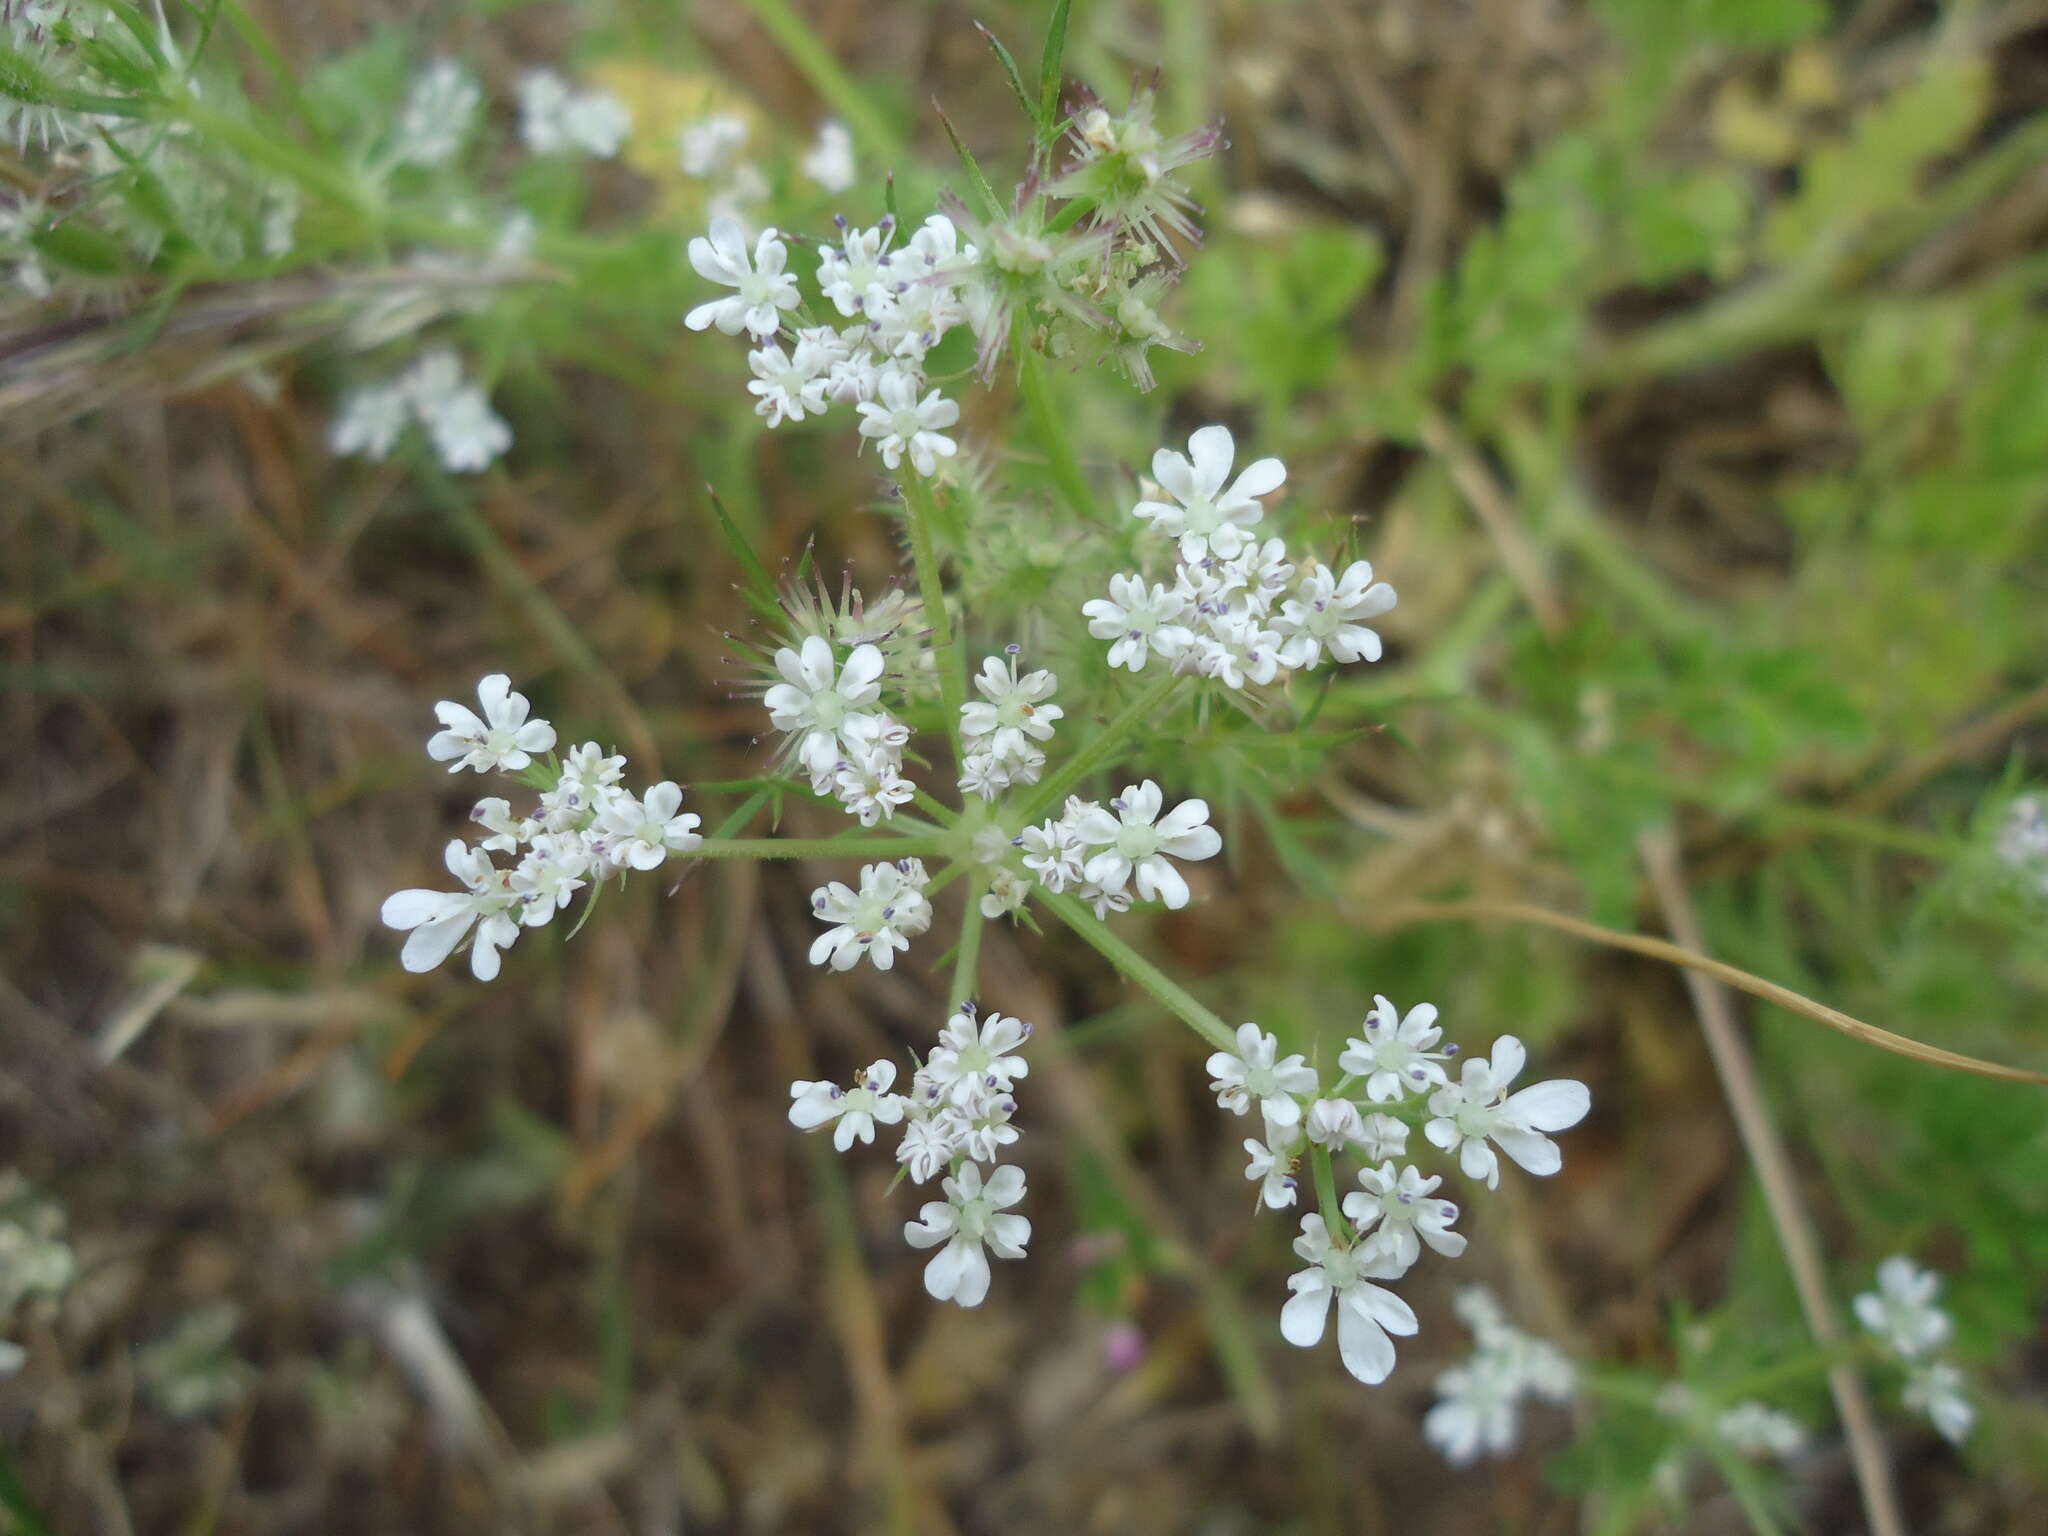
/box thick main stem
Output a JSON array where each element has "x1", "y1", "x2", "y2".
[
  {"x1": 1039, "y1": 890, "x2": 1236, "y2": 1054},
  {"x1": 1018, "y1": 672, "x2": 1186, "y2": 824}
]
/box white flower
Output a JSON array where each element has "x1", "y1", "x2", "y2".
[
  {"x1": 427, "y1": 674, "x2": 556, "y2": 774},
  {"x1": 903, "y1": 1162, "x2": 1030, "y2": 1307},
  {"x1": 1902, "y1": 1360, "x2": 1973, "y2": 1443},
  {"x1": 554, "y1": 742, "x2": 627, "y2": 813},
  {"x1": 511, "y1": 836, "x2": 588, "y2": 923},
  {"x1": 816, "y1": 218, "x2": 897, "y2": 318},
  {"x1": 1279, "y1": 1213, "x2": 1418, "y2": 1386},
  {"x1": 1133, "y1": 425, "x2": 1285, "y2": 561},
  {"x1": 1193, "y1": 611, "x2": 1284, "y2": 691},
  {"x1": 329, "y1": 383, "x2": 410, "y2": 461},
  {"x1": 1343, "y1": 1162, "x2": 1466, "y2": 1275},
  {"x1": 788, "y1": 1059, "x2": 906, "y2": 1152},
  {"x1": 468, "y1": 796, "x2": 533, "y2": 853},
  {"x1": 808, "y1": 858, "x2": 933, "y2": 971},
  {"x1": 591, "y1": 782, "x2": 702, "y2": 870},
  {"x1": 762, "y1": 637, "x2": 886, "y2": 779},
  {"x1": 831, "y1": 735, "x2": 915, "y2": 826},
  {"x1": 381, "y1": 839, "x2": 522, "y2": 980},
  {"x1": 959, "y1": 654, "x2": 1063, "y2": 761},
  {"x1": 1208, "y1": 537, "x2": 1296, "y2": 618},
  {"x1": 1243, "y1": 1131, "x2": 1301, "y2": 1210},
  {"x1": 856, "y1": 366, "x2": 959, "y2": 476},
  {"x1": 517, "y1": 70, "x2": 629, "y2": 158},
  {"x1": 1072, "y1": 880, "x2": 1132, "y2": 919},
  {"x1": 1713, "y1": 1401, "x2": 1807, "y2": 1460},
  {"x1": 1357, "y1": 1111, "x2": 1410, "y2": 1163},
  {"x1": 678, "y1": 113, "x2": 748, "y2": 178},
  {"x1": 421, "y1": 385, "x2": 512, "y2": 474},
  {"x1": 1853, "y1": 1256, "x2": 1954, "y2": 1360},
  {"x1": 1303, "y1": 1096, "x2": 1365, "y2": 1150},
  {"x1": 802, "y1": 119, "x2": 856, "y2": 191},
  {"x1": 1205, "y1": 1023, "x2": 1318, "y2": 1129},
  {"x1": 896, "y1": 1115, "x2": 956, "y2": 1183},
  {"x1": 1083, "y1": 574, "x2": 1194, "y2": 673},
  {"x1": 1276, "y1": 559, "x2": 1398, "y2": 670},
  {"x1": 684, "y1": 217, "x2": 800, "y2": 339},
  {"x1": 1425, "y1": 1356, "x2": 1526, "y2": 1464},
  {"x1": 922, "y1": 1006, "x2": 1031, "y2": 1108},
  {"x1": 1423, "y1": 1035, "x2": 1590, "y2": 1190},
  {"x1": 980, "y1": 866, "x2": 1032, "y2": 919},
  {"x1": 746, "y1": 338, "x2": 835, "y2": 427},
  {"x1": 1338, "y1": 995, "x2": 1451, "y2": 1102},
  {"x1": 936, "y1": 1086, "x2": 1021, "y2": 1163},
  {"x1": 1071, "y1": 780, "x2": 1221, "y2": 909},
  {"x1": 1016, "y1": 814, "x2": 1084, "y2": 892},
  {"x1": 395, "y1": 60, "x2": 480, "y2": 168}
]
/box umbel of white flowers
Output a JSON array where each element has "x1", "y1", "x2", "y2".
[
  {"x1": 1203, "y1": 998, "x2": 1591, "y2": 1386},
  {"x1": 1854, "y1": 1254, "x2": 1975, "y2": 1443},
  {"x1": 790, "y1": 1004, "x2": 1035, "y2": 1307}
]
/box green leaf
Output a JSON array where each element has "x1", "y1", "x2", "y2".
[
  {"x1": 974, "y1": 20, "x2": 1035, "y2": 125},
  {"x1": 934, "y1": 102, "x2": 1002, "y2": 219},
  {"x1": 705, "y1": 485, "x2": 785, "y2": 626},
  {"x1": 1037, "y1": 0, "x2": 1074, "y2": 135}
]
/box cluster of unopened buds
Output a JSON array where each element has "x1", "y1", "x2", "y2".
[
  {"x1": 1205, "y1": 1000, "x2": 1591, "y2": 1384},
  {"x1": 380, "y1": 676, "x2": 702, "y2": 979},
  {"x1": 790, "y1": 1004, "x2": 1035, "y2": 1306}
]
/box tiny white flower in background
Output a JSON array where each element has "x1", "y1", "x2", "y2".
[
  {"x1": 678, "y1": 113, "x2": 749, "y2": 178},
  {"x1": 1713, "y1": 1401, "x2": 1807, "y2": 1460},
  {"x1": 788, "y1": 1059, "x2": 906, "y2": 1152},
  {"x1": 1853, "y1": 1255, "x2": 1954, "y2": 1359},
  {"x1": 1423, "y1": 1035, "x2": 1590, "y2": 1190},
  {"x1": 923, "y1": 1006, "x2": 1031, "y2": 1108},
  {"x1": 421, "y1": 384, "x2": 512, "y2": 474},
  {"x1": 1996, "y1": 794, "x2": 2048, "y2": 894},
  {"x1": 802, "y1": 119, "x2": 856, "y2": 192},
  {"x1": 1206, "y1": 1023, "x2": 1318, "y2": 1129},
  {"x1": 903, "y1": 1162, "x2": 1030, "y2": 1308},
  {"x1": 1276, "y1": 559, "x2": 1398, "y2": 669},
  {"x1": 1243, "y1": 1130, "x2": 1301, "y2": 1210},
  {"x1": 1280, "y1": 1212, "x2": 1418, "y2": 1386},
  {"x1": 1083, "y1": 574, "x2": 1194, "y2": 673},
  {"x1": 808, "y1": 858, "x2": 933, "y2": 971},
  {"x1": 381, "y1": 839, "x2": 522, "y2": 980},
  {"x1": 1338, "y1": 995, "x2": 1452, "y2": 1103},
  {"x1": 685, "y1": 217, "x2": 800, "y2": 339},
  {"x1": 329, "y1": 382, "x2": 410, "y2": 462},
  {"x1": 1133, "y1": 424, "x2": 1285, "y2": 562},
  {"x1": 260, "y1": 184, "x2": 299, "y2": 259},
  {"x1": 959, "y1": 653, "x2": 1063, "y2": 762},
  {"x1": 395, "y1": 59, "x2": 480, "y2": 168},
  {"x1": 1071, "y1": 780, "x2": 1221, "y2": 909},
  {"x1": 1902, "y1": 1360, "x2": 1974, "y2": 1444},
  {"x1": 517, "y1": 70, "x2": 630, "y2": 158},
  {"x1": 427, "y1": 674, "x2": 556, "y2": 774},
  {"x1": 1303, "y1": 1096, "x2": 1365, "y2": 1150},
  {"x1": 592, "y1": 782, "x2": 702, "y2": 870},
  {"x1": 856, "y1": 366, "x2": 959, "y2": 477},
  {"x1": 1424, "y1": 1287, "x2": 1578, "y2": 1464},
  {"x1": 763, "y1": 636, "x2": 886, "y2": 780},
  {"x1": 1343, "y1": 1161, "x2": 1466, "y2": 1274}
]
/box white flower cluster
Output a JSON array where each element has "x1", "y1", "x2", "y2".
[
  {"x1": 808, "y1": 858, "x2": 933, "y2": 973},
  {"x1": 0, "y1": 1173, "x2": 75, "y2": 1378},
  {"x1": 517, "y1": 70, "x2": 631, "y2": 159},
  {"x1": 958, "y1": 650, "x2": 1062, "y2": 801},
  {"x1": 1854, "y1": 1255, "x2": 1974, "y2": 1443},
  {"x1": 1086, "y1": 425, "x2": 1398, "y2": 689},
  {"x1": 1424, "y1": 1288, "x2": 1578, "y2": 1464},
  {"x1": 1001, "y1": 780, "x2": 1223, "y2": 918},
  {"x1": 330, "y1": 349, "x2": 512, "y2": 474},
  {"x1": 686, "y1": 211, "x2": 976, "y2": 476},
  {"x1": 1996, "y1": 794, "x2": 2048, "y2": 896},
  {"x1": 394, "y1": 60, "x2": 483, "y2": 169},
  {"x1": 1204, "y1": 999, "x2": 1589, "y2": 1385},
  {"x1": 789, "y1": 1004, "x2": 1033, "y2": 1306},
  {"x1": 380, "y1": 676, "x2": 703, "y2": 980},
  {"x1": 762, "y1": 635, "x2": 917, "y2": 826}
]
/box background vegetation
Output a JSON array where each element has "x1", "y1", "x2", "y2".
[{"x1": 3, "y1": 0, "x2": 2046, "y2": 1531}]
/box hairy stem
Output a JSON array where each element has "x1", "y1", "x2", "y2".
[
  {"x1": 696, "y1": 835, "x2": 951, "y2": 861},
  {"x1": 898, "y1": 474, "x2": 967, "y2": 724},
  {"x1": 1017, "y1": 345, "x2": 1096, "y2": 520},
  {"x1": 1038, "y1": 890, "x2": 1236, "y2": 1053}
]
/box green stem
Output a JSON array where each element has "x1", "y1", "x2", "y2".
[
  {"x1": 696, "y1": 835, "x2": 950, "y2": 861},
  {"x1": 1310, "y1": 1144, "x2": 1348, "y2": 1242},
  {"x1": 1038, "y1": 890, "x2": 1236, "y2": 1053},
  {"x1": 1018, "y1": 672, "x2": 1187, "y2": 823},
  {"x1": 1017, "y1": 345, "x2": 1096, "y2": 520},
  {"x1": 949, "y1": 880, "x2": 987, "y2": 1008},
  {"x1": 899, "y1": 475, "x2": 967, "y2": 725}
]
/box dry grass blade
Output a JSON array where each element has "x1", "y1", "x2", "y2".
[{"x1": 1361, "y1": 897, "x2": 2048, "y2": 1086}]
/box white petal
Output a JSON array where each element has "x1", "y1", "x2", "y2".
[
  {"x1": 1185, "y1": 425, "x2": 1235, "y2": 494},
  {"x1": 1280, "y1": 1276, "x2": 1331, "y2": 1347},
  {"x1": 1504, "y1": 1078, "x2": 1589, "y2": 1134}
]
